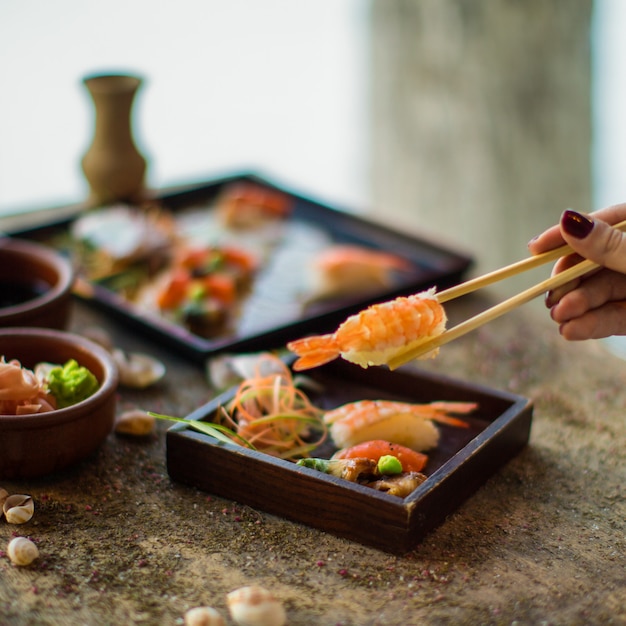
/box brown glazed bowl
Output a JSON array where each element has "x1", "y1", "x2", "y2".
[
  {"x1": 0, "y1": 238, "x2": 74, "y2": 329},
  {"x1": 0, "y1": 328, "x2": 119, "y2": 479}
]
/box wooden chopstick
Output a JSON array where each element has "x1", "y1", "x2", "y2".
[
  {"x1": 388, "y1": 217, "x2": 626, "y2": 370},
  {"x1": 388, "y1": 257, "x2": 599, "y2": 370},
  {"x1": 435, "y1": 246, "x2": 571, "y2": 304},
  {"x1": 436, "y1": 217, "x2": 626, "y2": 304}
]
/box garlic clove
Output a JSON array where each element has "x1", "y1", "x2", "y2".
[
  {"x1": 184, "y1": 606, "x2": 226, "y2": 626},
  {"x1": 227, "y1": 585, "x2": 287, "y2": 626},
  {"x1": 83, "y1": 329, "x2": 166, "y2": 388},
  {"x1": 7, "y1": 536, "x2": 39, "y2": 566},
  {"x1": 114, "y1": 409, "x2": 156, "y2": 436},
  {"x1": 112, "y1": 349, "x2": 166, "y2": 389},
  {"x1": 3, "y1": 494, "x2": 34, "y2": 524}
]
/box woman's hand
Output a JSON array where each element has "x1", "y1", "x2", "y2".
[{"x1": 528, "y1": 205, "x2": 626, "y2": 340}]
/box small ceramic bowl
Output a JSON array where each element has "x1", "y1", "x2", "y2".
[
  {"x1": 0, "y1": 328, "x2": 119, "y2": 479},
  {"x1": 0, "y1": 238, "x2": 74, "y2": 329}
]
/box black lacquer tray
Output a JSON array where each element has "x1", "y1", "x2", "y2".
[{"x1": 10, "y1": 171, "x2": 473, "y2": 364}]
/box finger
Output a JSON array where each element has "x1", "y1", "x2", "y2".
[
  {"x1": 550, "y1": 252, "x2": 585, "y2": 274},
  {"x1": 559, "y1": 301, "x2": 626, "y2": 340},
  {"x1": 560, "y1": 210, "x2": 626, "y2": 274},
  {"x1": 589, "y1": 201, "x2": 626, "y2": 225},
  {"x1": 549, "y1": 269, "x2": 626, "y2": 322},
  {"x1": 544, "y1": 254, "x2": 598, "y2": 308},
  {"x1": 527, "y1": 222, "x2": 564, "y2": 255},
  {"x1": 528, "y1": 202, "x2": 626, "y2": 255},
  {"x1": 545, "y1": 278, "x2": 580, "y2": 308}
]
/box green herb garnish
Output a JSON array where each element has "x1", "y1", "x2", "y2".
[{"x1": 149, "y1": 412, "x2": 254, "y2": 449}]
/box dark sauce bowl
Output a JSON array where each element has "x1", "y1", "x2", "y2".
[
  {"x1": 0, "y1": 238, "x2": 74, "y2": 329},
  {"x1": 0, "y1": 328, "x2": 119, "y2": 479}
]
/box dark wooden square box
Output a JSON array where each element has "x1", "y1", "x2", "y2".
[{"x1": 167, "y1": 360, "x2": 532, "y2": 554}]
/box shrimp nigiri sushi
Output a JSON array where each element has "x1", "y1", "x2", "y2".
[
  {"x1": 287, "y1": 288, "x2": 446, "y2": 371},
  {"x1": 308, "y1": 244, "x2": 413, "y2": 300},
  {"x1": 324, "y1": 399, "x2": 475, "y2": 451}
]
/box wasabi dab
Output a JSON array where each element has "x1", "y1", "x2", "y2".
[
  {"x1": 46, "y1": 359, "x2": 99, "y2": 408},
  {"x1": 376, "y1": 455, "x2": 403, "y2": 476}
]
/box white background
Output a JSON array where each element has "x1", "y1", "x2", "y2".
[
  {"x1": 0, "y1": 0, "x2": 369, "y2": 216},
  {"x1": 592, "y1": 0, "x2": 626, "y2": 209},
  {"x1": 0, "y1": 0, "x2": 624, "y2": 216}
]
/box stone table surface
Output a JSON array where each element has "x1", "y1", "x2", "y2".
[{"x1": 1, "y1": 295, "x2": 625, "y2": 626}]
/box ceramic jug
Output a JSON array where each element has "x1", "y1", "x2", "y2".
[{"x1": 81, "y1": 73, "x2": 147, "y2": 205}]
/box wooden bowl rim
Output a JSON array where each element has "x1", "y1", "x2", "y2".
[
  {"x1": 0, "y1": 238, "x2": 74, "y2": 319},
  {"x1": 0, "y1": 327, "x2": 118, "y2": 426}
]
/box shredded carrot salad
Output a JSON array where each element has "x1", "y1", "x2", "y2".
[{"x1": 217, "y1": 354, "x2": 327, "y2": 459}]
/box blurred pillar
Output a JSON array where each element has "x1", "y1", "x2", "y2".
[{"x1": 369, "y1": 0, "x2": 593, "y2": 296}]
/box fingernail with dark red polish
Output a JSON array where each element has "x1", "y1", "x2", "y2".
[{"x1": 561, "y1": 210, "x2": 594, "y2": 239}]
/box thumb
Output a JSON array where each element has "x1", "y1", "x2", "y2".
[{"x1": 560, "y1": 209, "x2": 626, "y2": 274}]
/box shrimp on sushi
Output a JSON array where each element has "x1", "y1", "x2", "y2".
[
  {"x1": 287, "y1": 288, "x2": 446, "y2": 370},
  {"x1": 308, "y1": 244, "x2": 413, "y2": 301},
  {"x1": 324, "y1": 399, "x2": 476, "y2": 451},
  {"x1": 216, "y1": 182, "x2": 292, "y2": 228}
]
